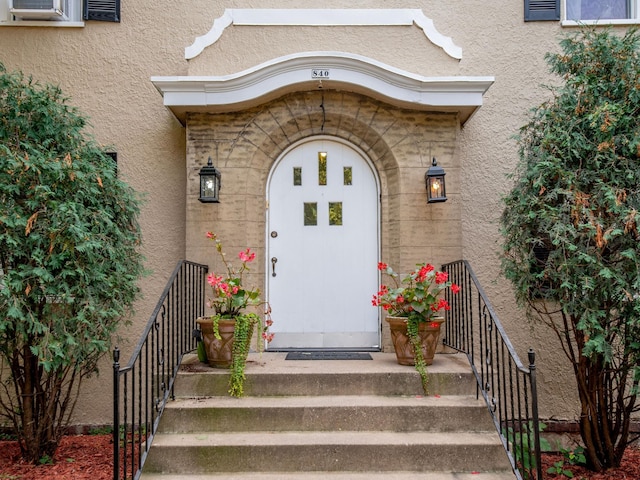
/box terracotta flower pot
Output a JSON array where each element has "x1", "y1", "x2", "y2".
[
  {"x1": 386, "y1": 316, "x2": 445, "y2": 366},
  {"x1": 196, "y1": 317, "x2": 253, "y2": 368}
]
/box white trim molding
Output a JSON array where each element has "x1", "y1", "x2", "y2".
[
  {"x1": 152, "y1": 51, "x2": 493, "y2": 125},
  {"x1": 185, "y1": 9, "x2": 463, "y2": 60}
]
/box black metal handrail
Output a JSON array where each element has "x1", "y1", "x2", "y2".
[
  {"x1": 112, "y1": 260, "x2": 208, "y2": 480},
  {"x1": 442, "y1": 260, "x2": 542, "y2": 480}
]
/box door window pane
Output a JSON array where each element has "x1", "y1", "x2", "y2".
[
  {"x1": 304, "y1": 202, "x2": 317, "y2": 226},
  {"x1": 318, "y1": 152, "x2": 327, "y2": 186},
  {"x1": 293, "y1": 167, "x2": 302, "y2": 186},
  {"x1": 344, "y1": 167, "x2": 352, "y2": 186},
  {"x1": 329, "y1": 202, "x2": 343, "y2": 226}
]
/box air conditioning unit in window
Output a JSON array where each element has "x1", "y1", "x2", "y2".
[{"x1": 10, "y1": 0, "x2": 65, "y2": 20}]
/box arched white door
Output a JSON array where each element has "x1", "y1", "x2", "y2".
[{"x1": 267, "y1": 138, "x2": 380, "y2": 349}]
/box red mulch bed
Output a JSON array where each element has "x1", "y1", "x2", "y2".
[
  {"x1": 0, "y1": 434, "x2": 113, "y2": 480},
  {"x1": 0, "y1": 434, "x2": 639, "y2": 479},
  {"x1": 541, "y1": 446, "x2": 640, "y2": 479}
]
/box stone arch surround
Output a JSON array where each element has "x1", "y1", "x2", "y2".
[{"x1": 185, "y1": 89, "x2": 461, "y2": 350}]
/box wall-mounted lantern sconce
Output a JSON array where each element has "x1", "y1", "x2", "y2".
[
  {"x1": 199, "y1": 157, "x2": 221, "y2": 203},
  {"x1": 425, "y1": 157, "x2": 447, "y2": 203}
]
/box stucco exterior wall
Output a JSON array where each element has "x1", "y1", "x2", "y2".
[
  {"x1": 0, "y1": 2, "x2": 194, "y2": 426},
  {"x1": 1, "y1": 0, "x2": 626, "y2": 426}
]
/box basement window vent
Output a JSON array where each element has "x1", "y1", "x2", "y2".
[
  {"x1": 524, "y1": 0, "x2": 560, "y2": 21},
  {"x1": 83, "y1": 0, "x2": 119, "y2": 22}
]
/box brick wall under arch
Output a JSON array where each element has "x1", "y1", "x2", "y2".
[{"x1": 185, "y1": 89, "x2": 462, "y2": 349}]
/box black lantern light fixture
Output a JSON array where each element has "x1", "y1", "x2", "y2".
[
  {"x1": 198, "y1": 156, "x2": 221, "y2": 203},
  {"x1": 425, "y1": 157, "x2": 447, "y2": 203}
]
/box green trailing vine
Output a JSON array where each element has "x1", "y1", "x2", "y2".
[
  {"x1": 196, "y1": 339, "x2": 207, "y2": 363},
  {"x1": 406, "y1": 314, "x2": 428, "y2": 394},
  {"x1": 212, "y1": 313, "x2": 260, "y2": 397}
]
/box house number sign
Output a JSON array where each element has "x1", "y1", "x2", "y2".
[{"x1": 312, "y1": 69, "x2": 330, "y2": 79}]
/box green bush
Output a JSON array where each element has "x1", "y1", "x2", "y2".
[
  {"x1": 501, "y1": 27, "x2": 640, "y2": 472},
  {"x1": 0, "y1": 63, "x2": 144, "y2": 463}
]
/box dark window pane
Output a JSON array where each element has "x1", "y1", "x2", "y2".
[
  {"x1": 318, "y1": 152, "x2": 327, "y2": 186},
  {"x1": 566, "y1": 0, "x2": 629, "y2": 20},
  {"x1": 344, "y1": 167, "x2": 352, "y2": 186},
  {"x1": 329, "y1": 202, "x2": 342, "y2": 226},
  {"x1": 304, "y1": 202, "x2": 317, "y2": 226}
]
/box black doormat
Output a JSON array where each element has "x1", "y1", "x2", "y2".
[{"x1": 285, "y1": 351, "x2": 373, "y2": 360}]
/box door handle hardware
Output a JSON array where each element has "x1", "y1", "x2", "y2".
[{"x1": 271, "y1": 257, "x2": 278, "y2": 277}]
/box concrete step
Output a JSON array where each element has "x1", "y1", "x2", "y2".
[
  {"x1": 159, "y1": 395, "x2": 495, "y2": 433},
  {"x1": 143, "y1": 431, "x2": 512, "y2": 474},
  {"x1": 176, "y1": 352, "x2": 478, "y2": 397},
  {"x1": 142, "y1": 351, "x2": 514, "y2": 478},
  {"x1": 142, "y1": 473, "x2": 515, "y2": 479}
]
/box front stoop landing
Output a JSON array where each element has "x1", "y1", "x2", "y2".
[{"x1": 141, "y1": 352, "x2": 515, "y2": 479}]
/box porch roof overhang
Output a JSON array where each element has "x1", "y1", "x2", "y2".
[{"x1": 151, "y1": 52, "x2": 494, "y2": 126}]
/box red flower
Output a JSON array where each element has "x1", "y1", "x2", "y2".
[
  {"x1": 262, "y1": 332, "x2": 275, "y2": 342},
  {"x1": 372, "y1": 261, "x2": 455, "y2": 320},
  {"x1": 417, "y1": 264, "x2": 435, "y2": 281},
  {"x1": 435, "y1": 271, "x2": 449, "y2": 284},
  {"x1": 207, "y1": 273, "x2": 223, "y2": 287},
  {"x1": 219, "y1": 283, "x2": 231, "y2": 297},
  {"x1": 437, "y1": 298, "x2": 450, "y2": 310},
  {"x1": 430, "y1": 298, "x2": 450, "y2": 312},
  {"x1": 239, "y1": 248, "x2": 256, "y2": 263}
]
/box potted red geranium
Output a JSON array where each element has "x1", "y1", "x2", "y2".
[
  {"x1": 372, "y1": 262, "x2": 459, "y2": 393},
  {"x1": 196, "y1": 232, "x2": 273, "y2": 397}
]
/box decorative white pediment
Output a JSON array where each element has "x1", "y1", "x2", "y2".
[
  {"x1": 185, "y1": 9, "x2": 463, "y2": 60},
  {"x1": 152, "y1": 52, "x2": 493, "y2": 125}
]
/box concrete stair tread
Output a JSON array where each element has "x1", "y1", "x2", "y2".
[
  {"x1": 151, "y1": 430, "x2": 503, "y2": 447},
  {"x1": 159, "y1": 394, "x2": 495, "y2": 434},
  {"x1": 167, "y1": 394, "x2": 486, "y2": 408},
  {"x1": 175, "y1": 353, "x2": 478, "y2": 397},
  {"x1": 141, "y1": 472, "x2": 515, "y2": 479},
  {"x1": 182, "y1": 351, "x2": 474, "y2": 375}
]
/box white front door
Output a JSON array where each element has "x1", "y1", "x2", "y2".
[{"x1": 267, "y1": 138, "x2": 380, "y2": 349}]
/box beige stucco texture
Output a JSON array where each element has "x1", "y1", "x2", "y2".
[{"x1": 0, "y1": 0, "x2": 604, "y2": 426}]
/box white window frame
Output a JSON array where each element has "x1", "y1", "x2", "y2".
[
  {"x1": 562, "y1": 0, "x2": 640, "y2": 26},
  {"x1": 0, "y1": 0, "x2": 84, "y2": 27}
]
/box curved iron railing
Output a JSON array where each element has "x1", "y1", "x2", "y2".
[
  {"x1": 442, "y1": 260, "x2": 542, "y2": 480},
  {"x1": 112, "y1": 258, "x2": 540, "y2": 479},
  {"x1": 112, "y1": 260, "x2": 208, "y2": 480}
]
